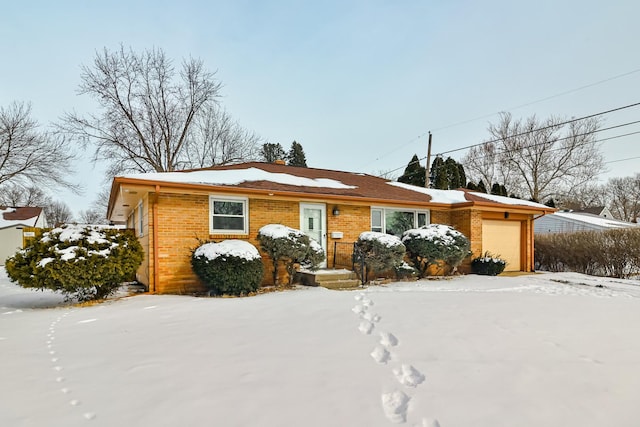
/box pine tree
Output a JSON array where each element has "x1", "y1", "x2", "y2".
[
  {"x1": 286, "y1": 141, "x2": 308, "y2": 167},
  {"x1": 466, "y1": 181, "x2": 478, "y2": 191},
  {"x1": 260, "y1": 143, "x2": 286, "y2": 163},
  {"x1": 398, "y1": 154, "x2": 426, "y2": 187},
  {"x1": 431, "y1": 156, "x2": 447, "y2": 189},
  {"x1": 477, "y1": 180, "x2": 488, "y2": 193}
]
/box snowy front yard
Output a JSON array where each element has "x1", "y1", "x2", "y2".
[{"x1": 1, "y1": 269, "x2": 640, "y2": 427}]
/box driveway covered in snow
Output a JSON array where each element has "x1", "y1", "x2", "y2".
[{"x1": 1, "y1": 269, "x2": 640, "y2": 427}]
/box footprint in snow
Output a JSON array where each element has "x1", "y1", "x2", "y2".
[
  {"x1": 352, "y1": 305, "x2": 366, "y2": 315},
  {"x1": 414, "y1": 419, "x2": 441, "y2": 427},
  {"x1": 361, "y1": 297, "x2": 374, "y2": 307},
  {"x1": 362, "y1": 312, "x2": 381, "y2": 323},
  {"x1": 381, "y1": 390, "x2": 410, "y2": 424},
  {"x1": 354, "y1": 293, "x2": 365, "y2": 301},
  {"x1": 370, "y1": 345, "x2": 391, "y2": 364},
  {"x1": 380, "y1": 332, "x2": 399, "y2": 347},
  {"x1": 393, "y1": 364, "x2": 425, "y2": 388},
  {"x1": 358, "y1": 320, "x2": 374, "y2": 335}
]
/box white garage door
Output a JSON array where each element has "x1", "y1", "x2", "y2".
[{"x1": 482, "y1": 220, "x2": 521, "y2": 271}]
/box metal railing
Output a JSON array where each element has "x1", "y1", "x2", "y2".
[{"x1": 333, "y1": 241, "x2": 367, "y2": 286}]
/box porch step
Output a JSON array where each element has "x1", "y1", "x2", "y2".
[{"x1": 296, "y1": 269, "x2": 361, "y2": 289}]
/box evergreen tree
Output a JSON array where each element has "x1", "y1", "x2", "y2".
[
  {"x1": 286, "y1": 141, "x2": 308, "y2": 167},
  {"x1": 544, "y1": 198, "x2": 556, "y2": 208},
  {"x1": 477, "y1": 180, "x2": 488, "y2": 193},
  {"x1": 431, "y1": 156, "x2": 447, "y2": 189},
  {"x1": 466, "y1": 181, "x2": 478, "y2": 191},
  {"x1": 398, "y1": 154, "x2": 426, "y2": 187},
  {"x1": 432, "y1": 156, "x2": 466, "y2": 189},
  {"x1": 457, "y1": 163, "x2": 467, "y2": 189},
  {"x1": 260, "y1": 143, "x2": 286, "y2": 163}
]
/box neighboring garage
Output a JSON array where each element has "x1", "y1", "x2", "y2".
[{"x1": 482, "y1": 219, "x2": 522, "y2": 271}]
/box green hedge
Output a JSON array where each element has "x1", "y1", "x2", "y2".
[
  {"x1": 5, "y1": 225, "x2": 143, "y2": 302},
  {"x1": 402, "y1": 224, "x2": 470, "y2": 277},
  {"x1": 191, "y1": 240, "x2": 264, "y2": 296}
]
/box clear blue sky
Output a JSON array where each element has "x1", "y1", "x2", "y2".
[{"x1": 2, "y1": 0, "x2": 639, "y2": 215}]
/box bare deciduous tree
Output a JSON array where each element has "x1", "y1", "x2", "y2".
[
  {"x1": 78, "y1": 208, "x2": 109, "y2": 225},
  {"x1": 59, "y1": 46, "x2": 223, "y2": 176},
  {"x1": 183, "y1": 105, "x2": 261, "y2": 168},
  {"x1": 0, "y1": 101, "x2": 78, "y2": 192},
  {"x1": 462, "y1": 112, "x2": 604, "y2": 202},
  {"x1": 0, "y1": 184, "x2": 52, "y2": 207},
  {"x1": 45, "y1": 200, "x2": 74, "y2": 226},
  {"x1": 606, "y1": 174, "x2": 640, "y2": 222}
]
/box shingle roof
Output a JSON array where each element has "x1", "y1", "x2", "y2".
[
  {"x1": 0, "y1": 206, "x2": 43, "y2": 229},
  {"x1": 113, "y1": 162, "x2": 552, "y2": 211}
]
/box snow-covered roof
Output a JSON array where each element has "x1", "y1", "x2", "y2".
[
  {"x1": 388, "y1": 181, "x2": 549, "y2": 209},
  {"x1": 123, "y1": 167, "x2": 357, "y2": 190},
  {"x1": 110, "y1": 162, "x2": 552, "y2": 221},
  {"x1": 0, "y1": 207, "x2": 43, "y2": 230},
  {"x1": 534, "y1": 211, "x2": 638, "y2": 234}
]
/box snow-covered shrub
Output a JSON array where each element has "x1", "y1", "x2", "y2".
[
  {"x1": 191, "y1": 240, "x2": 264, "y2": 296},
  {"x1": 471, "y1": 252, "x2": 506, "y2": 276},
  {"x1": 394, "y1": 261, "x2": 419, "y2": 280},
  {"x1": 355, "y1": 232, "x2": 406, "y2": 279},
  {"x1": 5, "y1": 225, "x2": 143, "y2": 302},
  {"x1": 257, "y1": 224, "x2": 325, "y2": 286},
  {"x1": 402, "y1": 224, "x2": 470, "y2": 277}
]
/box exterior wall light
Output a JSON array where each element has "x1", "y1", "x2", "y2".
[{"x1": 332, "y1": 206, "x2": 340, "y2": 216}]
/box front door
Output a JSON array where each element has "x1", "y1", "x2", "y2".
[{"x1": 300, "y1": 203, "x2": 327, "y2": 267}]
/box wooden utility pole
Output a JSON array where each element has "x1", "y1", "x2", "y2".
[{"x1": 425, "y1": 132, "x2": 432, "y2": 188}]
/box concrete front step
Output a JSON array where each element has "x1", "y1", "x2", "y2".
[
  {"x1": 296, "y1": 269, "x2": 361, "y2": 289},
  {"x1": 317, "y1": 279, "x2": 362, "y2": 290}
]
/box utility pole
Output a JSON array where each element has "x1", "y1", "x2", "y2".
[{"x1": 425, "y1": 132, "x2": 432, "y2": 188}]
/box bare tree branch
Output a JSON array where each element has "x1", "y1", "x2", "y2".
[
  {"x1": 462, "y1": 112, "x2": 604, "y2": 202},
  {"x1": 0, "y1": 101, "x2": 80, "y2": 193},
  {"x1": 58, "y1": 46, "x2": 223, "y2": 174}
]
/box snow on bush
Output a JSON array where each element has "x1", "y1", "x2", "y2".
[
  {"x1": 471, "y1": 252, "x2": 507, "y2": 276},
  {"x1": 257, "y1": 224, "x2": 325, "y2": 286},
  {"x1": 402, "y1": 224, "x2": 470, "y2": 277},
  {"x1": 5, "y1": 225, "x2": 143, "y2": 302},
  {"x1": 355, "y1": 231, "x2": 406, "y2": 280},
  {"x1": 191, "y1": 240, "x2": 264, "y2": 296}
]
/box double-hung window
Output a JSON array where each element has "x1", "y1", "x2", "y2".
[
  {"x1": 210, "y1": 196, "x2": 248, "y2": 234},
  {"x1": 371, "y1": 207, "x2": 430, "y2": 236}
]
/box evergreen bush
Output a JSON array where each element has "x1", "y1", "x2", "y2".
[
  {"x1": 257, "y1": 224, "x2": 325, "y2": 286},
  {"x1": 402, "y1": 224, "x2": 470, "y2": 277},
  {"x1": 5, "y1": 225, "x2": 143, "y2": 302},
  {"x1": 191, "y1": 240, "x2": 264, "y2": 296},
  {"x1": 355, "y1": 232, "x2": 406, "y2": 279},
  {"x1": 471, "y1": 252, "x2": 507, "y2": 276}
]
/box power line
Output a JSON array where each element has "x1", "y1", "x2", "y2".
[
  {"x1": 430, "y1": 67, "x2": 640, "y2": 133},
  {"x1": 437, "y1": 101, "x2": 640, "y2": 156},
  {"x1": 360, "y1": 67, "x2": 640, "y2": 171},
  {"x1": 605, "y1": 154, "x2": 640, "y2": 165},
  {"x1": 380, "y1": 125, "x2": 640, "y2": 177}
]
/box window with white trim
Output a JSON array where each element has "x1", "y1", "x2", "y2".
[
  {"x1": 210, "y1": 196, "x2": 248, "y2": 234},
  {"x1": 371, "y1": 207, "x2": 430, "y2": 236}
]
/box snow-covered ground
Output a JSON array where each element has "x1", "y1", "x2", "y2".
[{"x1": 2, "y1": 268, "x2": 640, "y2": 427}]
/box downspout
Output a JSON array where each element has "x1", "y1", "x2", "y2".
[
  {"x1": 152, "y1": 185, "x2": 160, "y2": 293},
  {"x1": 530, "y1": 211, "x2": 550, "y2": 272}
]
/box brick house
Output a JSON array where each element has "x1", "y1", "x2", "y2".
[{"x1": 107, "y1": 162, "x2": 554, "y2": 294}]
